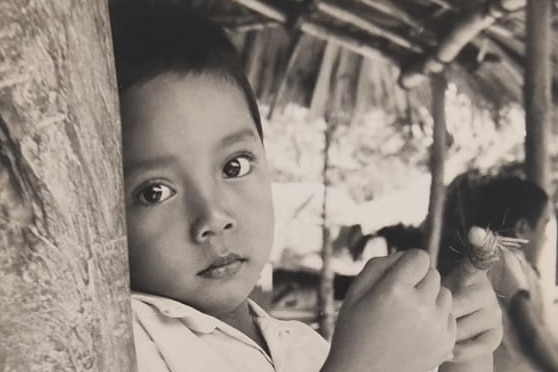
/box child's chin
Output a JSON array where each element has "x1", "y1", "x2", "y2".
[{"x1": 199, "y1": 286, "x2": 253, "y2": 314}]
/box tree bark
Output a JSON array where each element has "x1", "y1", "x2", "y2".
[
  {"x1": 0, "y1": 1, "x2": 135, "y2": 371},
  {"x1": 424, "y1": 73, "x2": 447, "y2": 266}
]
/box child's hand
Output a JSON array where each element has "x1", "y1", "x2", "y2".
[
  {"x1": 441, "y1": 258, "x2": 503, "y2": 364},
  {"x1": 322, "y1": 249, "x2": 456, "y2": 372}
]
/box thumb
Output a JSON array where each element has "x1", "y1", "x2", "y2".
[{"x1": 344, "y1": 251, "x2": 404, "y2": 304}]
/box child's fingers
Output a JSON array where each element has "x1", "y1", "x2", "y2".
[
  {"x1": 450, "y1": 282, "x2": 493, "y2": 318},
  {"x1": 345, "y1": 251, "x2": 405, "y2": 302},
  {"x1": 436, "y1": 286, "x2": 453, "y2": 313},
  {"x1": 416, "y1": 267, "x2": 442, "y2": 303},
  {"x1": 451, "y1": 257, "x2": 489, "y2": 287},
  {"x1": 454, "y1": 308, "x2": 501, "y2": 342},
  {"x1": 452, "y1": 328, "x2": 503, "y2": 362},
  {"x1": 382, "y1": 249, "x2": 431, "y2": 287},
  {"x1": 442, "y1": 257, "x2": 489, "y2": 295}
]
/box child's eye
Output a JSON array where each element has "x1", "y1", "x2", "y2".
[
  {"x1": 223, "y1": 154, "x2": 253, "y2": 179},
  {"x1": 135, "y1": 183, "x2": 176, "y2": 205}
]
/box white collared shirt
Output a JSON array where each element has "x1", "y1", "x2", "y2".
[{"x1": 131, "y1": 292, "x2": 330, "y2": 372}]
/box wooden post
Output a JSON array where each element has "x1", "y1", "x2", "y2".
[
  {"x1": 318, "y1": 125, "x2": 335, "y2": 341},
  {"x1": 318, "y1": 50, "x2": 356, "y2": 340},
  {"x1": 524, "y1": 0, "x2": 554, "y2": 315},
  {"x1": 0, "y1": 1, "x2": 135, "y2": 371},
  {"x1": 524, "y1": 0, "x2": 552, "y2": 194},
  {"x1": 424, "y1": 73, "x2": 447, "y2": 265},
  {"x1": 311, "y1": 43, "x2": 339, "y2": 341}
]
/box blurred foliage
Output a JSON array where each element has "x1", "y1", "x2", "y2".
[{"x1": 262, "y1": 83, "x2": 526, "y2": 205}]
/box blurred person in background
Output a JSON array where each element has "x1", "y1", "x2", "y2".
[{"x1": 439, "y1": 175, "x2": 558, "y2": 372}]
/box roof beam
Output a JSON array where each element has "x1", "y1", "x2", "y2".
[
  {"x1": 214, "y1": 14, "x2": 280, "y2": 32},
  {"x1": 422, "y1": 0, "x2": 523, "y2": 38},
  {"x1": 300, "y1": 20, "x2": 395, "y2": 63},
  {"x1": 225, "y1": 0, "x2": 287, "y2": 22},
  {"x1": 224, "y1": 0, "x2": 397, "y2": 63},
  {"x1": 359, "y1": 0, "x2": 426, "y2": 32},
  {"x1": 399, "y1": 0, "x2": 526, "y2": 89},
  {"x1": 317, "y1": 0, "x2": 424, "y2": 53}
]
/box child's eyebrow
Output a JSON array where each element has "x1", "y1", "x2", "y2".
[
  {"x1": 124, "y1": 155, "x2": 178, "y2": 178},
  {"x1": 219, "y1": 128, "x2": 258, "y2": 148}
]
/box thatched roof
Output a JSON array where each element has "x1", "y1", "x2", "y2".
[{"x1": 186, "y1": 0, "x2": 557, "y2": 120}]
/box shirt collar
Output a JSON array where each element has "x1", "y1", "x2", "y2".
[{"x1": 131, "y1": 291, "x2": 269, "y2": 334}]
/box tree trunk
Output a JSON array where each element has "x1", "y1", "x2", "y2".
[
  {"x1": 424, "y1": 73, "x2": 447, "y2": 266},
  {"x1": 0, "y1": 1, "x2": 135, "y2": 371}
]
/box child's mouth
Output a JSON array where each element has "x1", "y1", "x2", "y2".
[{"x1": 197, "y1": 253, "x2": 246, "y2": 279}]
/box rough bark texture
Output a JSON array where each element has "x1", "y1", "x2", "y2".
[{"x1": 0, "y1": 1, "x2": 135, "y2": 371}]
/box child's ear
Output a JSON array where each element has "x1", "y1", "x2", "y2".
[{"x1": 514, "y1": 218, "x2": 532, "y2": 239}]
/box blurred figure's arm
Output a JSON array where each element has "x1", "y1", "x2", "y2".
[{"x1": 510, "y1": 291, "x2": 558, "y2": 371}]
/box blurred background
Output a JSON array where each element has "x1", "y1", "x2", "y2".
[{"x1": 177, "y1": 0, "x2": 558, "y2": 343}]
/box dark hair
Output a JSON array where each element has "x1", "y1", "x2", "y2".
[
  {"x1": 437, "y1": 173, "x2": 548, "y2": 274},
  {"x1": 437, "y1": 170, "x2": 487, "y2": 274},
  {"x1": 109, "y1": 0, "x2": 263, "y2": 139},
  {"x1": 475, "y1": 176, "x2": 548, "y2": 233}
]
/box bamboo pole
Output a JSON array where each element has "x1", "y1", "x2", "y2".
[
  {"x1": 225, "y1": 0, "x2": 287, "y2": 22},
  {"x1": 319, "y1": 50, "x2": 355, "y2": 339},
  {"x1": 524, "y1": 0, "x2": 552, "y2": 266},
  {"x1": 0, "y1": 1, "x2": 134, "y2": 370},
  {"x1": 524, "y1": 0, "x2": 552, "y2": 194},
  {"x1": 318, "y1": 122, "x2": 335, "y2": 340},
  {"x1": 359, "y1": 0, "x2": 426, "y2": 32},
  {"x1": 221, "y1": 19, "x2": 280, "y2": 32},
  {"x1": 308, "y1": 41, "x2": 339, "y2": 336},
  {"x1": 424, "y1": 73, "x2": 447, "y2": 265},
  {"x1": 317, "y1": 0, "x2": 423, "y2": 53},
  {"x1": 400, "y1": 0, "x2": 526, "y2": 89}
]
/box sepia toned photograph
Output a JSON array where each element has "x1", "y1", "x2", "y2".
[{"x1": 1, "y1": 0, "x2": 557, "y2": 371}]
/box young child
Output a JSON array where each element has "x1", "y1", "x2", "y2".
[{"x1": 109, "y1": 1, "x2": 502, "y2": 371}]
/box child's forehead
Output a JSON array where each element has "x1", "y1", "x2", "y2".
[
  {"x1": 121, "y1": 73, "x2": 257, "y2": 145},
  {"x1": 122, "y1": 72, "x2": 239, "y2": 113}
]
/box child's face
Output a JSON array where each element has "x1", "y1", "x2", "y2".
[{"x1": 121, "y1": 73, "x2": 274, "y2": 316}]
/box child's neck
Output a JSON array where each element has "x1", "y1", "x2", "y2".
[{"x1": 216, "y1": 299, "x2": 270, "y2": 355}]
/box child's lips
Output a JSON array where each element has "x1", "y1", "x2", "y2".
[{"x1": 197, "y1": 253, "x2": 247, "y2": 279}]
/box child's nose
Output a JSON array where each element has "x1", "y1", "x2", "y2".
[{"x1": 191, "y1": 208, "x2": 236, "y2": 243}]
